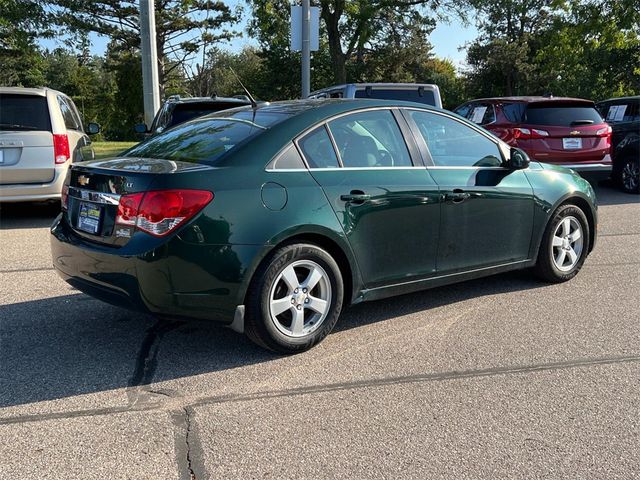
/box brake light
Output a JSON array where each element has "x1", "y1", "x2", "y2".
[
  {"x1": 596, "y1": 125, "x2": 612, "y2": 147},
  {"x1": 61, "y1": 184, "x2": 69, "y2": 210},
  {"x1": 115, "y1": 189, "x2": 213, "y2": 237},
  {"x1": 53, "y1": 134, "x2": 70, "y2": 164},
  {"x1": 513, "y1": 128, "x2": 548, "y2": 140}
]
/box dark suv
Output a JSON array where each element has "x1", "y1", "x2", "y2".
[
  {"x1": 454, "y1": 96, "x2": 612, "y2": 178},
  {"x1": 596, "y1": 96, "x2": 639, "y2": 193},
  {"x1": 135, "y1": 95, "x2": 252, "y2": 137}
]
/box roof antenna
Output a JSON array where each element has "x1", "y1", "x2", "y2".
[{"x1": 228, "y1": 67, "x2": 258, "y2": 109}]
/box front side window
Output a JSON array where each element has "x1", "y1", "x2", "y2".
[
  {"x1": 407, "y1": 110, "x2": 503, "y2": 168},
  {"x1": 328, "y1": 110, "x2": 412, "y2": 168}
]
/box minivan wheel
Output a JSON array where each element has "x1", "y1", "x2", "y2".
[
  {"x1": 533, "y1": 204, "x2": 590, "y2": 283},
  {"x1": 618, "y1": 156, "x2": 640, "y2": 194},
  {"x1": 245, "y1": 243, "x2": 344, "y2": 353}
]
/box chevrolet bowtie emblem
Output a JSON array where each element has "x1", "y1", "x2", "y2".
[
  {"x1": 570, "y1": 130, "x2": 581, "y2": 135},
  {"x1": 78, "y1": 175, "x2": 90, "y2": 186}
]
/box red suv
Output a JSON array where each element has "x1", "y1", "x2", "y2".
[{"x1": 454, "y1": 96, "x2": 612, "y2": 178}]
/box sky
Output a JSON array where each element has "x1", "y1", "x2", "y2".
[{"x1": 39, "y1": 2, "x2": 477, "y2": 70}]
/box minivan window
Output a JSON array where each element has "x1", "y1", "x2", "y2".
[
  {"x1": 58, "y1": 96, "x2": 82, "y2": 131},
  {"x1": 0, "y1": 94, "x2": 51, "y2": 131},
  {"x1": 354, "y1": 88, "x2": 436, "y2": 106},
  {"x1": 525, "y1": 104, "x2": 603, "y2": 126},
  {"x1": 123, "y1": 110, "x2": 286, "y2": 165}
]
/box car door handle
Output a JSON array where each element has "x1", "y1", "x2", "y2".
[
  {"x1": 340, "y1": 190, "x2": 371, "y2": 204},
  {"x1": 444, "y1": 189, "x2": 473, "y2": 203}
]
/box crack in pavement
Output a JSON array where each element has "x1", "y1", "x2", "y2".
[
  {"x1": 171, "y1": 407, "x2": 204, "y2": 480},
  {"x1": 2, "y1": 352, "x2": 639, "y2": 426}
]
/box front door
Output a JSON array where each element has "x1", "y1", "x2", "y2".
[
  {"x1": 297, "y1": 109, "x2": 441, "y2": 288},
  {"x1": 404, "y1": 108, "x2": 535, "y2": 273}
]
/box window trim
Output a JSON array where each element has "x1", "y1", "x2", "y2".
[
  {"x1": 400, "y1": 107, "x2": 507, "y2": 170},
  {"x1": 293, "y1": 106, "x2": 420, "y2": 170}
]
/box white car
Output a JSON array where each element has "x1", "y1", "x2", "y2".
[
  {"x1": 308, "y1": 83, "x2": 443, "y2": 108},
  {"x1": 0, "y1": 87, "x2": 99, "y2": 203}
]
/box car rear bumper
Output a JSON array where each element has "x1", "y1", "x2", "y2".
[
  {"x1": 50, "y1": 214, "x2": 264, "y2": 324},
  {"x1": 0, "y1": 163, "x2": 67, "y2": 202}
]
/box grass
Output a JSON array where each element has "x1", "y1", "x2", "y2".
[{"x1": 92, "y1": 141, "x2": 138, "y2": 160}]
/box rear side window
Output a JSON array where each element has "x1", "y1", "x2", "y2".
[
  {"x1": 328, "y1": 110, "x2": 412, "y2": 167},
  {"x1": 467, "y1": 103, "x2": 495, "y2": 125},
  {"x1": 603, "y1": 102, "x2": 640, "y2": 123},
  {"x1": 502, "y1": 103, "x2": 526, "y2": 123},
  {"x1": 354, "y1": 88, "x2": 437, "y2": 106},
  {"x1": 298, "y1": 126, "x2": 340, "y2": 168},
  {"x1": 123, "y1": 111, "x2": 286, "y2": 165},
  {"x1": 525, "y1": 104, "x2": 603, "y2": 126},
  {"x1": 58, "y1": 96, "x2": 82, "y2": 131},
  {"x1": 0, "y1": 94, "x2": 51, "y2": 131}
]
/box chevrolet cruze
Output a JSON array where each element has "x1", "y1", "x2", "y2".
[{"x1": 51, "y1": 99, "x2": 597, "y2": 353}]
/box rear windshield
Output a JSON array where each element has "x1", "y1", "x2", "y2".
[
  {"x1": 525, "y1": 104, "x2": 603, "y2": 126},
  {"x1": 168, "y1": 102, "x2": 247, "y2": 128},
  {"x1": 124, "y1": 110, "x2": 287, "y2": 165},
  {"x1": 354, "y1": 88, "x2": 437, "y2": 106},
  {"x1": 0, "y1": 94, "x2": 51, "y2": 131}
]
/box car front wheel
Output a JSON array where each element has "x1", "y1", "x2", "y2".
[
  {"x1": 533, "y1": 204, "x2": 591, "y2": 283},
  {"x1": 245, "y1": 243, "x2": 344, "y2": 353}
]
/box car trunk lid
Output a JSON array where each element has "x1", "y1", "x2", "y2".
[{"x1": 65, "y1": 157, "x2": 212, "y2": 247}]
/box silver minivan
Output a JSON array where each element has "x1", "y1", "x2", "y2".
[
  {"x1": 309, "y1": 83, "x2": 443, "y2": 108},
  {"x1": 0, "y1": 87, "x2": 99, "y2": 203}
]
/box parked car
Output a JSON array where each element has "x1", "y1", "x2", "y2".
[
  {"x1": 0, "y1": 87, "x2": 99, "y2": 203},
  {"x1": 52, "y1": 99, "x2": 597, "y2": 353},
  {"x1": 134, "y1": 94, "x2": 252, "y2": 137},
  {"x1": 454, "y1": 96, "x2": 612, "y2": 179},
  {"x1": 309, "y1": 83, "x2": 443, "y2": 108},
  {"x1": 596, "y1": 96, "x2": 640, "y2": 193}
]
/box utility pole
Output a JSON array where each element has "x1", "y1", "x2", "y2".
[
  {"x1": 301, "y1": 0, "x2": 311, "y2": 98},
  {"x1": 140, "y1": 0, "x2": 160, "y2": 127}
]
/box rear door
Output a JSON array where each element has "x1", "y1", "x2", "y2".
[
  {"x1": 0, "y1": 93, "x2": 55, "y2": 185},
  {"x1": 298, "y1": 108, "x2": 441, "y2": 288},
  {"x1": 403, "y1": 108, "x2": 534, "y2": 273}
]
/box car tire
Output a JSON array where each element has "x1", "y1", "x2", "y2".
[
  {"x1": 245, "y1": 243, "x2": 344, "y2": 354},
  {"x1": 617, "y1": 155, "x2": 640, "y2": 194},
  {"x1": 533, "y1": 204, "x2": 590, "y2": 283}
]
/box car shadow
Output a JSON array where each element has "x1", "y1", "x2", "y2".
[
  {"x1": 0, "y1": 269, "x2": 545, "y2": 409},
  {"x1": 0, "y1": 201, "x2": 60, "y2": 230},
  {"x1": 591, "y1": 182, "x2": 639, "y2": 206}
]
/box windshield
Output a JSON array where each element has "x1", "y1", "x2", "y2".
[
  {"x1": 124, "y1": 110, "x2": 287, "y2": 164},
  {"x1": 0, "y1": 94, "x2": 51, "y2": 131}
]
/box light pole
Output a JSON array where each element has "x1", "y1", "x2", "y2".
[
  {"x1": 301, "y1": 0, "x2": 311, "y2": 98},
  {"x1": 140, "y1": 0, "x2": 160, "y2": 127}
]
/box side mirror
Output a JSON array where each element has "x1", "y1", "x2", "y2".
[
  {"x1": 509, "y1": 148, "x2": 530, "y2": 170},
  {"x1": 134, "y1": 123, "x2": 148, "y2": 134},
  {"x1": 86, "y1": 122, "x2": 100, "y2": 135}
]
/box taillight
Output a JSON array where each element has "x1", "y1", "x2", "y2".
[
  {"x1": 513, "y1": 128, "x2": 548, "y2": 140},
  {"x1": 53, "y1": 134, "x2": 70, "y2": 164},
  {"x1": 596, "y1": 125, "x2": 612, "y2": 147},
  {"x1": 115, "y1": 189, "x2": 213, "y2": 237}
]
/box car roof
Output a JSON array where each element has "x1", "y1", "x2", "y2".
[
  {"x1": 310, "y1": 83, "x2": 438, "y2": 94},
  {"x1": 166, "y1": 96, "x2": 251, "y2": 105},
  {"x1": 468, "y1": 96, "x2": 594, "y2": 105},
  {"x1": 0, "y1": 86, "x2": 66, "y2": 97},
  {"x1": 596, "y1": 95, "x2": 640, "y2": 104}
]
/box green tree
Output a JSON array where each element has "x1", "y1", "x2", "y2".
[{"x1": 54, "y1": 0, "x2": 240, "y2": 96}]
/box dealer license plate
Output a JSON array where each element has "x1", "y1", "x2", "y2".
[
  {"x1": 77, "y1": 202, "x2": 102, "y2": 234},
  {"x1": 562, "y1": 138, "x2": 582, "y2": 150}
]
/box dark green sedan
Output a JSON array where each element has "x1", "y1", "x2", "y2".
[{"x1": 51, "y1": 99, "x2": 597, "y2": 353}]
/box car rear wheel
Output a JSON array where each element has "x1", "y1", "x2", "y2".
[
  {"x1": 617, "y1": 155, "x2": 640, "y2": 194},
  {"x1": 245, "y1": 243, "x2": 344, "y2": 353},
  {"x1": 533, "y1": 204, "x2": 590, "y2": 283}
]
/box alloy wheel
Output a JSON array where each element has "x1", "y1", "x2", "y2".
[
  {"x1": 621, "y1": 159, "x2": 640, "y2": 192},
  {"x1": 268, "y1": 260, "x2": 332, "y2": 338},
  {"x1": 551, "y1": 216, "x2": 584, "y2": 272}
]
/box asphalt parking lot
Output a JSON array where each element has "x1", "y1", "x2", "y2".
[{"x1": 0, "y1": 183, "x2": 638, "y2": 479}]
